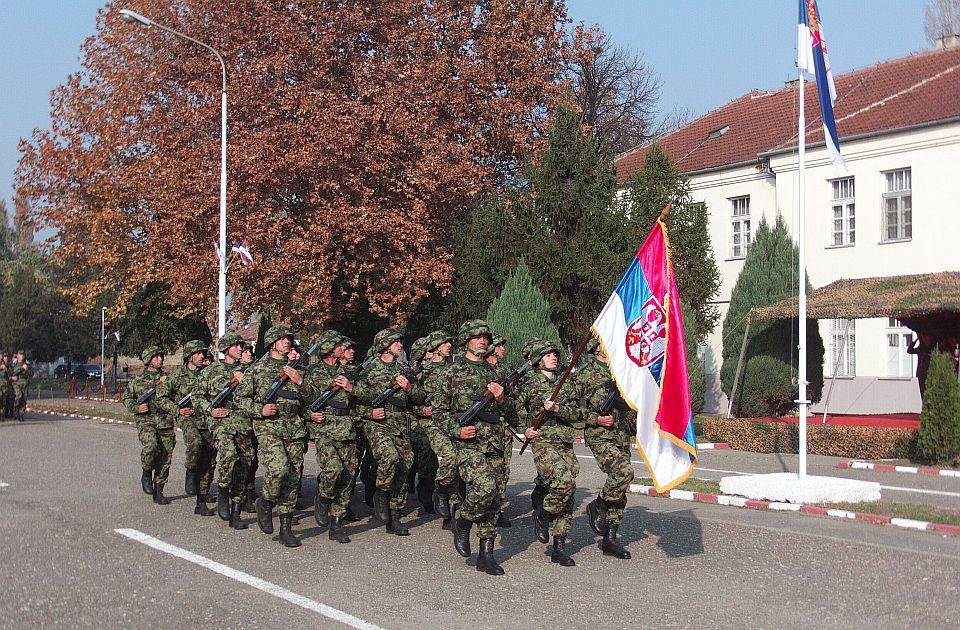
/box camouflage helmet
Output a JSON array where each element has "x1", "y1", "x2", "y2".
[
  {"x1": 525, "y1": 338, "x2": 559, "y2": 365},
  {"x1": 263, "y1": 324, "x2": 294, "y2": 348},
  {"x1": 339, "y1": 335, "x2": 355, "y2": 349},
  {"x1": 369, "y1": 328, "x2": 403, "y2": 356},
  {"x1": 427, "y1": 330, "x2": 453, "y2": 352},
  {"x1": 521, "y1": 337, "x2": 543, "y2": 361},
  {"x1": 182, "y1": 340, "x2": 208, "y2": 361},
  {"x1": 409, "y1": 336, "x2": 432, "y2": 364},
  {"x1": 457, "y1": 319, "x2": 491, "y2": 346},
  {"x1": 141, "y1": 346, "x2": 163, "y2": 364},
  {"x1": 491, "y1": 335, "x2": 505, "y2": 348},
  {"x1": 585, "y1": 337, "x2": 600, "y2": 354},
  {"x1": 314, "y1": 330, "x2": 343, "y2": 357},
  {"x1": 217, "y1": 331, "x2": 245, "y2": 352}
]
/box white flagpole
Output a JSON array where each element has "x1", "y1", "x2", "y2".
[{"x1": 798, "y1": 66, "x2": 808, "y2": 479}]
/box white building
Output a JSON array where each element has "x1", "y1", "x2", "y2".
[{"x1": 615, "y1": 45, "x2": 960, "y2": 415}]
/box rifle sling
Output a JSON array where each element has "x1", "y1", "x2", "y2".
[{"x1": 275, "y1": 389, "x2": 299, "y2": 401}]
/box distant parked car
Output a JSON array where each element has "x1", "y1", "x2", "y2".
[
  {"x1": 72, "y1": 365, "x2": 102, "y2": 380},
  {"x1": 54, "y1": 364, "x2": 69, "y2": 378}
]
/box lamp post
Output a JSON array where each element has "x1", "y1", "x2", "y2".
[{"x1": 119, "y1": 9, "x2": 228, "y2": 338}]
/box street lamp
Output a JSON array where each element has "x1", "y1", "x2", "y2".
[{"x1": 119, "y1": 9, "x2": 229, "y2": 338}]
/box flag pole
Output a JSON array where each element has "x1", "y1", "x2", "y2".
[{"x1": 798, "y1": 60, "x2": 808, "y2": 479}]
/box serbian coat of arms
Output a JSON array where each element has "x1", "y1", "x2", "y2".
[{"x1": 624, "y1": 296, "x2": 667, "y2": 367}]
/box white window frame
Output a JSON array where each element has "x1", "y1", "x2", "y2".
[
  {"x1": 883, "y1": 318, "x2": 914, "y2": 378},
  {"x1": 827, "y1": 318, "x2": 856, "y2": 377},
  {"x1": 729, "y1": 196, "x2": 751, "y2": 259},
  {"x1": 881, "y1": 168, "x2": 912, "y2": 242},
  {"x1": 828, "y1": 177, "x2": 855, "y2": 247}
]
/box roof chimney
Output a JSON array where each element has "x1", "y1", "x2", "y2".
[{"x1": 936, "y1": 34, "x2": 960, "y2": 49}]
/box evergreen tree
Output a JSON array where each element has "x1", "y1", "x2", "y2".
[
  {"x1": 917, "y1": 351, "x2": 960, "y2": 464},
  {"x1": 682, "y1": 300, "x2": 705, "y2": 414},
  {"x1": 720, "y1": 215, "x2": 825, "y2": 416},
  {"x1": 485, "y1": 258, "x2": 563, "y2": 368},
  {"x1": 623, "y1": 144, "x2": 720, "y2": 340}
]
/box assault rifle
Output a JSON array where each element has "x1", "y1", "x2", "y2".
[
  {"x1": 259, "y1": 339, "x2": 322, "y2": 405},
  {"x1": 309, "y1": 355, "x2": 377, "y2": 412},
  {"x1": 136, "y1": 386, "x2": 158, "y2": 406},
  {"x1": 457, "y1": 361, "x2": 531, "y2": 428},
  {"x1": 598, "y1": 385, "x2": 630, "y2": 416},
  {"x1": 209, "y1": 360, "x2": 258, "y2": 409},
  {"x1": 176, "y1": 393, "x2": 193, "y2": 409},
  {"x1": 369, "y1": 362, "x2": 425, "y2": 409}
]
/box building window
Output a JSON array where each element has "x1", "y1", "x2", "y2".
[
  {"x1": 730, "y1": 196, "x2": 751, "y2": 258},
  {"x1": 827, "y1": 318, "x2": 856, "y2": 377},
  {"x1": 882, "y1": 168, "x2": 911, "y2": 241},
  {"x1": 830, "y1": 177, "x2": 855, "y2": 246},
  {"x1": 884, "y1": 318, "x2": 914, "y2": 378}
]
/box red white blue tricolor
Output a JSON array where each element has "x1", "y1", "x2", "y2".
[
  {"x1": 798, "y1": 0, "x2": 845, "y2": 169},
  {"x1": 591, "y1": 220, "x2": 697, "y2": 492}
]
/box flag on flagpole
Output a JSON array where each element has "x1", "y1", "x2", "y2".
[
  {"x1": 798, "y1": 0, "x2": 845, "y2": 169},
  {"x1": 212, "y1": 238, "x2": 221, "y2": 263},
  {"x1": 231, "y1": 239, "x2": 254, "y2": 265},
  {"x1": 591, "y1": 219, "x2": 697, "y2": 492}
]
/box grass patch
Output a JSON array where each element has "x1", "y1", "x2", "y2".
[
  {"x1": 635, "y1": 477, "x2": 720, "y2": 494},
  {"x1": 822, "y1": 501, "x2": 960, "y2": 526}
]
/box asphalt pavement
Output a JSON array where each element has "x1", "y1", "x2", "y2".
[{"x1": 0, "y1": 411, "x2": 958, "y2": 629}]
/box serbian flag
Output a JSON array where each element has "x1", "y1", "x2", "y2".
[
  {"x1": 591, "y1": 219, "x2": 697, "y2": 492},
  {"x1": 798, "y1": 0, "x2": 845, "y2": 169}
]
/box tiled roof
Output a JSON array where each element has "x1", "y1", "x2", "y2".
[{"x1": 615, "y1": 46, "x2": 960, "y2": 181}]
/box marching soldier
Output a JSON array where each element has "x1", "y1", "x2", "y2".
[
  {"x1": 574, "y1": 340, "x2": 634, "y2": 559},
  {"x1": 337, "y1": 335, "x2": 363, "y2": 522},
  {"x1": 406, "y1": 334, "x2": 440, "y2": 515},
  {"x1": 122, "y1": 347, "x2": 173, "y2": 505},
  {"x1": 482, "y1": 336, "x2": 517, "y2": 528},
  {"x1": 352, "y1": 328, "x2": 420, "y2": 536},
  {"x1": 518, "y1": 338, "x2": 582, "y2": 567},
  {"x1": 156, "y1": 340, "x2": 216, "y2": 516},
  {"x1": 434, "y1": 320, "x2": 516, "y2": 575},
  {"x1": 194, "y1": 332, "x2": 252, "y2": 530},
  {"x1": 0, "y1": 353, "x2": 11, "y2": 420},
  {"x1": 235, "y1": 324, "x2": 308, "y2": 547},
  {"x1": 240, "y1": 342, "x2": 259, "y2": 513},
  {"x1": 421, "y1": 331, "x2": 461, "y2": 530},
  {"x1": 302, "y1": 331, "x2": 357, "y2": 543},
  {"x1": 10, "y1": 350, "x2": 31, "y2": 422}
]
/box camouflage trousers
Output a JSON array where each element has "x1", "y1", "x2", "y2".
[
  {"x1": 410, "y1": 423, "x2": 438, "y2": 482},
  {"x1": 315, "y1": 439, "x2": 358, "y2": 518},
  {"x1": 215, "y1": 428, "x2": 255, "y2": 502},
  {"x1": 12, "y1": 383, "x2": 27, "y2": 410},
  {"x1": 257, "y1": 433, "x2": 305, "y2": 515},
  {"x1": 586, "y1": 435, "x2": 634, "y2": 525},
  {"x1": 500, "y1": 425, "x2": 515, "y2": 506},
  {"x1": 531, "y1": 440, "x2": 579, "y2": 537},
  {"x1": 246, "y1": 433, "x2": 259, "y2": 498},
  {"x1": 424, "y1": 419, "x2": 460, "y2": 502},
  {"x1": 365, "y1": 422, "x2": 413, "y2": 510},
  {"x1": 137, "y1": 423, "x2": 176, "y2": 486},
  {"x1": 181, "y1": 420, "x2": 217, "y2": 497},
  {"x1": 457, "y1": 446, "x2": 506, "y2": 540}
]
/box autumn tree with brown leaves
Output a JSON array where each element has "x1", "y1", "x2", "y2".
[{"x1": 16, "y1": 0, "x2": 573, "y2": 330}]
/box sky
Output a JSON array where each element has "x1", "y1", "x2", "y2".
[{"x1": 0, "y1": 1, "x2": 931, "y2": 218}]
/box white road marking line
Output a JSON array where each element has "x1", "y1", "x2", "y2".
[
  {"x1": 879, "y1": 485, "x2": 960, "y2": 498},
  {"x1": 114, "y1": 528, "x2": 385, "y2": 630},
  {"x1": 0, "y1": 481, "x2": 9, "y2": 488}
]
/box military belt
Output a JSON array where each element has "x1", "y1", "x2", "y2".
[{"x1": 275, "y1": 389, "x2": 299, "y2": 400}]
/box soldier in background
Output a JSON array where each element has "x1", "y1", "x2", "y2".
[
  {"x1": 10, "y1": 351, "x2": 31, "y2": 422},
  {"x1": 0, "y1": 353, "x2": 11, "y2": 420},
  {"x1": 352, "y1": 328, "x2": 419, "y2": 536},
  {"x1": 195, "y1": 332, "x2": 251, "y2": 530},
  {"x1": 240, "y1": 342, "x2": 259, "y2": 512},
  {"x1": 156, "y1": 340, "x2": 216, "y2": 516},
  {"x1": 337, "y1": 335, "x2": 363, "y2": 522},
  {"x1": 420, "y1": 331, "x2": 461, "y2": 530},
  {"x1": 235, "y1": 324, "x2": 308, "y2": 547},
  {"x1": 482, "y1": 336, "x2": 517, "y2": 529},
  {"x1": 518, "y1": 339, "x2": 582, "y2": 567},
  {"x1": 406, "y1": 334, "x2": 440, "y2": 516},
  {"x1": 122, "y1": 347, "x2": 173, "y2": 504},
  {"x1": 574, "y1": 339, "x2": 634, "y2": 559}
]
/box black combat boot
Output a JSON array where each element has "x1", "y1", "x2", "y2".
[
  {"x1": 586, "y1": 497, "x2": 609, "y2": 535},
  {"x1": 243, "y1": 496, "x2": 257, "y2": 514},
  {"x1": 314, "y1": 494, "x2": 332, "y2": 528},
  {"x1": 278, "y1": 514, "x2": 301, "y2": 548},
  {"x1": 534, "y1": 507, "x2": 554, "y2": 544},
  {"x1": 344, "y1": 504, "x2": 359, "y2": 522},
  {"x1": 601, "y1": 524, "x2": 631, "y2": 559},
  {"x1": 194, "y1": 495, "x2": 215, "y2": 516},
  {"x1": 453, "y1": 516, "x2": 473, "y2": 558},
  {"x1": 229, "y1": 501, "x2": 248, "y2": 530},
  {"x1": 417, "y1": 476, "x2": 436, "y2": 514},
  {"x1": 140, "y1": 470, "x2": 154, "y2": 496},
  {"x1": 256, "y1": 497, "x2": 274, "y2": 534},
  {"x1": 152, "y1": 483, "x2": 169, "y2": 505},
  {"x1": 551, "y1": 535, "x2": 575, "y2": 567},
  {"x1": 372, "y1": 489, "x2": 390, "y2": 523},
  {"x1": 432, "y1": 482, "x2": 452, "y2": 519},
  {"x1": 363, "y1": 481, "x2": 376, "y2": 509},
  {"x1": 184, "y1": 469, "x2": 198, "y2": 496},
  {"x1": 217, "y1": 487, "x2": 231, "y2": 521},
  {"x1": 386, "y1": 509, "x2": 410, "y2": 536},
  {"x1": 328, "y1": 516, "x2": 350, "y2": 543},
  {"x1": 476, "y1": 538, "x2": 505, "y2": 576},
  {"x1": 530, "y1": 483, "x2": 546, "y2": 512},
  {"x1": 496, "y1": 512, "x2": 512, "y2": 528}
]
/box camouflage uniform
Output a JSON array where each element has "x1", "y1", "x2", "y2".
[
  {"x1": 0, "y1": 357, "x2": 11, "y2": 420},
  {"x1": 573, "y1": 345, "x2": 635, "y2": 559},
  {"x1": 156, "y1": 340, "x2": 216, "y2": 505},
  {"x1": 435, "y1": 320, "x2": 518, "y2": 575},
  {"x1": 406, "y1": 335, "x2": 441, "y2": 514},
  {"x1": 194, "y1": 332, "x2": 253, "y2": 527},
  {"x1": 483, "y1": 336, "x2": 519, "y2": 527},
  {"x1": 301, "y1": 331, "x2": 359, "y2": 542},
  {"x1": 351, "y1": 328, "x2": 421, "y2": 534},
  {"x1": 122, "y1": 346, "x2": 175, "y2": 503},
  {"x1": 10, "y1": 353, "x2": 31, "y2": 421}
]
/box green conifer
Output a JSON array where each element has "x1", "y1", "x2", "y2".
[{"x1": 917, "y1": 351, "x2": 960, "y2": 464}]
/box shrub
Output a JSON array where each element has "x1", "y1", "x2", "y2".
[
  {"x1": 735, "y1": 355, "x2": 796, "y2": 417},
  {"x1": 917, "y1": 351, "x2": 960, "y2": 465}
]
